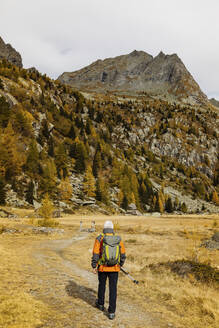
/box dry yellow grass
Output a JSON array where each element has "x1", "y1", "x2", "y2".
[{"x1": 0, "y1": 213, "x2": 218, "y2": 328}]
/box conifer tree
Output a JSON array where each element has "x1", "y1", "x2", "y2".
[
  {"x1": 68, "y1": 124, "x2": 76, "y2": 139},
  {"x1": 38, "y1": 193, "x2": 54, "y2": 219},
  {"x1": 174, "y1": 197, "x2": 179, "y2": 210},
  {"x1": 83, "y1": 166, "x2": 96, "y2": 197},
  {"x1": 0, "y1": 123, "x2": 25, "y2": 180},
  {"x1": 92, "y1": 150, "x2": 102, "y2": 178},
  {"x1": 26, "y1": 181, "x2": 34, "y2": 205},
  {"x1": 165, "y1": 197, "x2": 173, "y2": 213},
  {"x1": 154, "y1": 193, "x2": 164, "y2": 213},
  {"x1": 0, "y1": 96, "x2": 10, "y2": 128},
  {"x1": 58, "y1": 177, "x2": 73, "y2": 201},
  {"x1": 181, "y1": 202, "x2": 188, "y2": 213},
  {"x1": 73, "y1": 138, "x2": 87, "y2": 173},
  {"x1": 96, "y1": 176, "x2": 110, "y2": 205},
  {"x1": 130, "y1": 173, "x2": 140, "y2": 208},
  {"x1": 41, "y1": 159, "x2": 57, "y2": 194},
  {"x1": 48, "y1": 136, "x2": 54, "y2": 157},
  {"x1": 121, "y1": 194, "x2": 128, "y2": 210},
  {"x1": 139, "y1": 181, "x2": 147, "y2": 202},
  {"x1": 0, "y1": 178, "x2": 6, "y2": 205},
  {"x1": 55, "y1": 143, "x2": 68, "y2": 178},
  {"x1": 25, "y1": 140, "x2": 39, "y2": 175},
  {"x1": 85, "y1": 119, "x2": 92, "y2": 135},
  {"x1": 212, "y1": 190, "x2": 219, "y2": 205}
]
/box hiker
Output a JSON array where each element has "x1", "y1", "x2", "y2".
[{"x1": 91, "y1": 220, "x2": 126, "y2": 320}]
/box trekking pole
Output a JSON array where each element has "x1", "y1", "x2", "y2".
[{"x1": 120, "y1": 268, "x2": 139, "y2": 284}]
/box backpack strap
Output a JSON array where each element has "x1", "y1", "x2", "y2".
[{"x1": 96, "y1": 233, "x2": 104, "y2": 242}]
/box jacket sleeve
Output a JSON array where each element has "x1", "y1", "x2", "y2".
[
  {"x1": 119, "y1": 240, "x2": 126, "y2": 267},
  {"x1": 91, "y1": 235, "x2": 102, "y2": 268}
]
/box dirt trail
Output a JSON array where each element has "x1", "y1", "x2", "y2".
[{"x1": 32, "y1": 233, "x2": 164, "y2": 328}]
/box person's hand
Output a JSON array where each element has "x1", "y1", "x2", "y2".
[{"x1": 92, "y1": 268, "x2": 97, "y2": 274}]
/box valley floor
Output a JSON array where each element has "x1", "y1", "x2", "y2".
[{"x1": 0, "y1": 213, "x2": 218, "y2": 328}]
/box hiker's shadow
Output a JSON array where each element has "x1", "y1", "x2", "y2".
[{"x1": 65, "y1": 280, "x2": 97, "y2": 308}]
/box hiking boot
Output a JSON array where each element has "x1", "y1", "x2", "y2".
[
  {"x1": 95, "y1": 300, "x2": 104, "y2": 311},
  {"x1": 108, "y1": 313, "x2": 115, "y2": 320}
]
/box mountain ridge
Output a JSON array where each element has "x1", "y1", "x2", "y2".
[
  {"x1": 0, "y1": 38, "x2": 218, "y2": 214},
  {"x1": 58, "y1": 50, "x2": 208, "y2": 105}
]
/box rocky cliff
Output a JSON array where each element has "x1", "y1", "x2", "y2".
[
  {"x1": 58, "y1": 50, "x2": 207, "y2": 105},
  {"x1": 0, "y1": 36, "x2": 23, "y2": 68}
]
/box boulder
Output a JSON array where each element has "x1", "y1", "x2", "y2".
[
  {"x1": 126, "y1": 209, "x2": 142, "y2": 216},
  {"x1": 82, "y1": 200, "x2": 96, "y2": 206},
  {"x1": 128, "y1": 203, "x2": 137, "y2": 210},
  {"x1": 32, "y1": 227, "x2": 64, "y2": 234},
  {"x1": 201, "y1": 231, "x2": 219, "y2": 250}
]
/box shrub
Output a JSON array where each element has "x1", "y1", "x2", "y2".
[{"x1": 37, "y1": 218, "x2": 59, "y2": 228}]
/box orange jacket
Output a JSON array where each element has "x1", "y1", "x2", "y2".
[{"x1": 91, "y1": 232, "x2": 126, "y2": 272}]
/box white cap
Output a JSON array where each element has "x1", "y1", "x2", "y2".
[{"x1": 104, "y1": 220, "x2": 114, "y2": 229}]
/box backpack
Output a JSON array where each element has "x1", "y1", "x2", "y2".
[{"x1": 100, "y1": 234, "x2": 121, "y2": 266}]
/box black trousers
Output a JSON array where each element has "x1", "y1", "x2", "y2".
[{"x1": 98, "y1": 271, "x2": 119, "y2": 313}]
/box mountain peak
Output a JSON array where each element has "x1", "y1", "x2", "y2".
[{"x1": 58, "y1": 50, "x2": 207, "y2": 105}]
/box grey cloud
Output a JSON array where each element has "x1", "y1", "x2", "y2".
[{"x1": 0, "y1": 0, "x2": 218, "y2": 98}]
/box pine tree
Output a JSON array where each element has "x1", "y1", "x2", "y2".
[
  {"x1": 92, "y1": 150, "x2": 102, "y2": 178},
  {"x1": 0, "y1": 178, "x2": 6, "y2": 205},
  {"x1": 121, "y1": 194, "x2": 128, "y2": 210},
  {"x1": 0, "y1": 96, "x2": 10, "y2": 128},
  {"x1": 73, "y1": 139, "x2": 87, "y2": 173},
  {"x1": 55, "y1": 143, "x2": 68, "y2": 178},
  {"x1": 83, "y1": 166, "x2": 96, "y2": 197},
  {"x1": 25, "y1": 140, "x2": 39, "y2": 175},
  {"x1": 165, "y1": 197, "x2": 173, "y2": 213},
  {"x1": 85, "y1": 119, "x2": 92, "y2": 135},
  {"x1": 181, "y1": 202, "x2": 188, "y2": 213},
  {"x1": 41, "y1": 159, "x2": 57, "y2": 194},
  {"x1": 0, "y1": 123, "x2": 25, "y2": 180},
  {"x1": 68, "y1": 124, "x2": 76, "y2": 139},
  {"x1": 26, "y1": 181, "x2": 34, "y2": 205},
  {"x1": 96, "y1": 176, "x2": 110, "y2": 205},
  {"x1": 48, "y1": 136, "x2": 54, "y2": 157}
]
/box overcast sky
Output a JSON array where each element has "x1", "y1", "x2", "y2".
[{"x1": 1, "y1": 0, "x2": 219, "y2": 99}]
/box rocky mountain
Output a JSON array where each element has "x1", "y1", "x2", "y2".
[
  {"x1": 0, "y1": 36, "x2": 23, "y2": 68},
  {"x1": 58, "y1": 50, "x2": 208, "y2": 105},
  {"x1": 0, "y1": 45, "x2": 218, "y2": 215}
]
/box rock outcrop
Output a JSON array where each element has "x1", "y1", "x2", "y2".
[
  {"x1": 209, "y1": 98, "x2": 219, "y2": 108},
  {"x1": 58, "y1": 50, "x2": 207, "y2": 105},
  {"x1": 201, "y1": 232, "x2": 219, "y2": 250},
  {"x1": 0, "y1": 36, "x2": 23, "y2": 67}
]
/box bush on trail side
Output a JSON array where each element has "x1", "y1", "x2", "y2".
[{"x1": 148, "y1": 260, "x2": 219, "y2": 285}]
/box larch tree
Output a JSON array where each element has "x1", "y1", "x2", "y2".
[
  {"x1": 212, "y1": 190, "x2": 219, "y2": 205},
  {"x1": 83, "y1": 166, "x2": 96, "y2": 198},
  {"x1": 0, "y1": 123, "x2": 25, "y2": 180},
  {"x1": 58, "y1": 177, "x2": 73, "y2": 201}
]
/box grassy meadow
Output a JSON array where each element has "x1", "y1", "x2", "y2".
[{"x1": 0, "y1": 210, "x2": 218, "y2": 328}]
